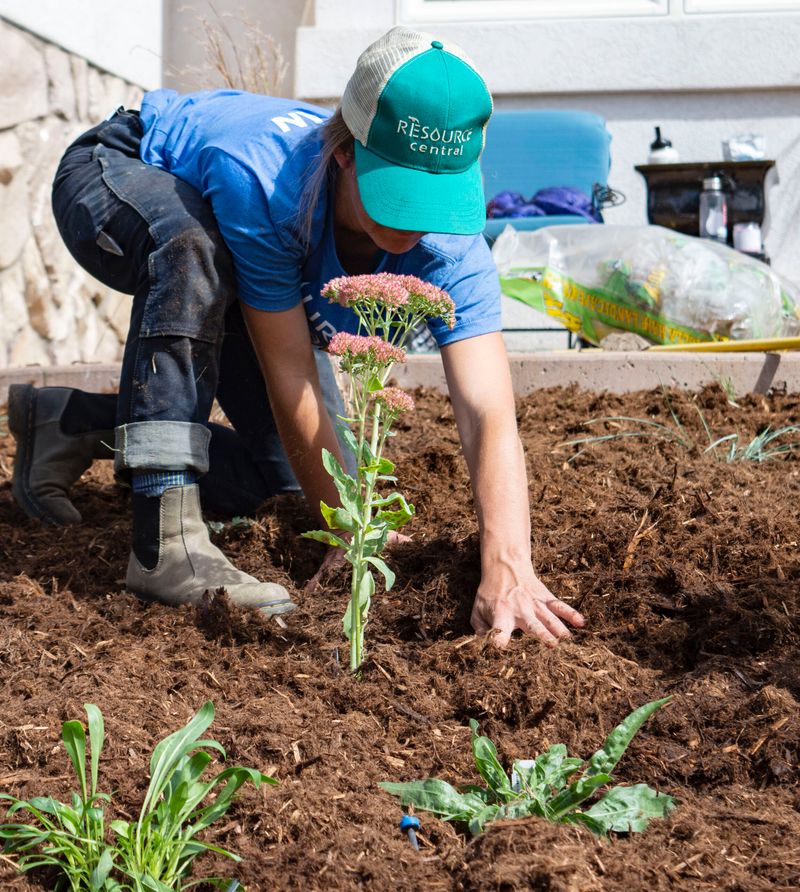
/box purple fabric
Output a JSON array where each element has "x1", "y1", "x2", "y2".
[
  {"x1": 486, "y1": 190, "x2": 543, "y2": 218},
  {"x1": 486, "y1": 186, "x2": 602, "y2": 222}
]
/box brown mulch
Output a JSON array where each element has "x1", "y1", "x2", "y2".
[{"x1": 0, "y1": 383, "x2": 798, "y2": 891}]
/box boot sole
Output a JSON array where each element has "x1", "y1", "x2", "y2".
[
  {"x1": 8, "y1": 384, "x2": 66, "y2": 526},
  {"x1": 129, "y1": 586, "x2": 298, "y2": 617}
]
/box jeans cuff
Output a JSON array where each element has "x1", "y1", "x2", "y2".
[{"x1": 114, "y1": 421, "x2": 211, "y2": 476}]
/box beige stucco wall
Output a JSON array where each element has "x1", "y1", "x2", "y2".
[{"x1": 0, "y1": 17, "x2": 142, "y2": 369}]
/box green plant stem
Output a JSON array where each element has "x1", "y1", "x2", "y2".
[
  {"x1": 348, "y1": 378, "x2": 369, "y2": 672},
  {"x1": 350, "y1": 404, "x2": 385, "y2": 671}
]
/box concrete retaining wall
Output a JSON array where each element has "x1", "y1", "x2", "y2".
[{"x1": 3, "y1": 352, "x2": 799, "y2": 408}]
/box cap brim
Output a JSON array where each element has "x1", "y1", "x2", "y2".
[{"x1": 354, "y1": 141, "x2": 486, "y2": 236}]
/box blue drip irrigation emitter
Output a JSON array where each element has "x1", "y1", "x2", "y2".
[{"x1": 400, "y1": 814, "x2": 421, "y2": 851}]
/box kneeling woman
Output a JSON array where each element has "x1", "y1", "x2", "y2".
[{"x1": 10, "y1": 27, "x2": 584, "y2": 646}]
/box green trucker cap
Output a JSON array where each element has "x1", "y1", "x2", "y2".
[{"x1": 340, "y1": 27, "x2": 493, "y2": 235}]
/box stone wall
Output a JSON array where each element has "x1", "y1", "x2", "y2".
[{"x1": 0, "y1": 17, "x2": 142, "y2": 369}]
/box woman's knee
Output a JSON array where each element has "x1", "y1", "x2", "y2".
[{"x1": 144, "y1": 223, "x2": 237, "y2": 343}]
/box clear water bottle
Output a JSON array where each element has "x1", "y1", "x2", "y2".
[{"x1": 698, "y1": 175, "x2": 728, "y2": 244}]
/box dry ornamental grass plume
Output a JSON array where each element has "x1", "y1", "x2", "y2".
[{"x1": 177, "y1": 3, "x2": 288, "y2": 95}]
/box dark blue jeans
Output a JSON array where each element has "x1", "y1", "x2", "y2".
[{"x1": 52, "y1": 109, "x2": 346, "y2": 516}]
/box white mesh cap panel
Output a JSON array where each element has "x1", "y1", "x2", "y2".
[{"x1": 341, "y1": 26, "x2": 485, "y2": 146}]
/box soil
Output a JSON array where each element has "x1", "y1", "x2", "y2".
[{"x1": 0, "y1": 383, "x2": 799, "y2": 891}]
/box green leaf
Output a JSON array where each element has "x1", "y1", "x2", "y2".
[
  {"x1": 343, "y1": 571, "x2": 374, "y2": 642},
  {"x1": 365, "y1": 556, "x2": 395, "y2": 591},
  {"x1": 141, "y1": 875, "x2": 174, "y2": 892},
  {"x1": 467, "y1": 804, "x2": 501, "y2": 835},
  {"x1": 357, "y1": 569, "x2": 375, "y2": 610},
  {"x1": 372, "y1": 492, "x2": 415, "y2": 532},
  {"x1": 61, "y1": 719, "x2": 88, "y2": 802},
  {"x1": 372, "y1": 491, "x2": 414, "y2": 513},
  {"x1": 301, "y1": 530, "x2": 350, "y2": 549},
  {"x1": 142, "y1": 702, "x2": 217, "y2": 820},
  {"x1": 84, "y1": 704, "x2": 105, "y2": 801},
  {"x1": 89, "y1": 848, "x2": 114, "y2": 890},
  {"x1": 190, "y1": 767, "x2": 274, "y2": 833},
  {"x1": 459, "y1": 785, "x2": 492, "y2": 803},
  {"x1": 321, "y1": 449, "x2": 362, "y2": 516},
  {"x1": 584, "y1": 784, "x2": 676, "y2": 833},
  {"x1": 319, "y1": 502, "x2": 356, "y2": 533},
  {"x1": 469, "y1": 720, "x2": 513, "y2": 800},
  {"x1": 379, "y1": 779, "x2": 481, "y2": 822},
  {"x1": 362, "y1": 522, "x2": 389, "y2": 557},
  {"x1": 562, "y1": 811, "x2": 609, "y2": 836},
  {"x1": 367, "y1": 373, "x2": 384, "y2": 393},
  {"x1": 26, "y1": 796, "x2": 80, "y2": 833},
  {"x1": 339, "y1": 425, "x2": 360, "y2": 459},
  {"x1": 548, "y1": 773, "x2": 614, "y2": 819},
  {"x1": 513, "y1": 747, "x2": 583, "y2": 796},
  {"x1": 375, "y1": 508, "x2": 414, "y2": 531},
  {"x1": 377, "y1": 456, "x2": 395, "y2": 474},
  {"x1": 586, "y1": 697, "x2": 672, "y2": 778},
  {"x1": 358, "y1": 438, "x2": 377, "y2": 468},
  {"x1": 499, "y1": 799, "x2": 541, "y2": 822},
  {"x1": 110, "y1": 819, "x2": 131, "y2": 840}
]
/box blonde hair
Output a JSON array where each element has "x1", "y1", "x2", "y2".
[{"x1": 297, "y1": 108, "x2": 354, "y2": 250}]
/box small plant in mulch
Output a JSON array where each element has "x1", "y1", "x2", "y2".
[
  {"x1": 303, "y1": 273, "x2": 456, "y2": 673},
  {"x1": 381, "y1": 697, "x2": 675, "y2": 836},
  {"x1": 0, "y1": 701, "x2": 274, "y2": 891},
  {"x1": 560, "y1": 386, "x2": 800, "y2": 463}
]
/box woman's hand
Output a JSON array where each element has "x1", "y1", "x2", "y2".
[
  {"x1": 304, "y1": 544, "x2": 347, "y2": 593},
  {"x1": 305, "y1": 531, "x2": 411, "y2": 593},
  {"x1": 470, "y1": 564, "x2": 585, "y2": 648},
  {"x1": 440, "y1": 333, "x2": 587, "y2": 649}
]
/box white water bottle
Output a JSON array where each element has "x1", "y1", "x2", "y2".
[
  {"x1": 648, "y1": 127, "x2": 679, "y2": 164},
  {"x1": 698, "y1": 176, "x2": 728, "y2": 244}
]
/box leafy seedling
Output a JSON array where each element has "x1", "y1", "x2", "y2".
[
  {"x1": 0, "y1": 701, "x2": 275, "y2": 891},
  {"x1": 381, "y1": 697, "x2": 675, "y2": 836},
  {"x1": 560, "y1": 383, "x2": 800, "y2": 465}
]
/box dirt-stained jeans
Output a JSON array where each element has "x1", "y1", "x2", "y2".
[{"x1": 51, "y1": 108, "x2": 347, "y2": 516}]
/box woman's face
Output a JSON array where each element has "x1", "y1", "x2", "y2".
[{"x1": 334, "y1": 150, "x2": 426, "y2": 254}]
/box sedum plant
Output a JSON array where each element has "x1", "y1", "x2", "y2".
[
  {"x1": 381, "y1": 697, "x2": 675, "y2": 836},
  {"x1": 0, "y1": 701, "x2": 274, "y2": 891},
  {"x1": 303, "y1": 273, "x2": 456, "y2": 673}
]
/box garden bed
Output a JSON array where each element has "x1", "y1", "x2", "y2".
[{"x1": 0, "y1": 383, "x2": 798, "y2": 891}]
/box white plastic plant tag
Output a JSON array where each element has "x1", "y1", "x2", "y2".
[{"x1": 511, "y1": 759, "x2": 537, "y2": 793}]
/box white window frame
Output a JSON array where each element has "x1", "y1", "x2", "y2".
[
  {"x1": 685, "y1": 0, "x2": 800, "y2": 11},
  {"x1": 400, "y1": 0, "x2": 668, "y2": 23}
]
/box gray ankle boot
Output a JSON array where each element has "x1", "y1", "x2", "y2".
[
  {"x1": 8, "y1": 384, "x2": 114, "y2": 526},
  {"x1": 126, "y1": 484, "x2": 296, "y2": 616}
]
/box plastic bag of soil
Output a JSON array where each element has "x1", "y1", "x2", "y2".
[{"x1": 492, "y1": 223, "x2": 800, "y2": 346}]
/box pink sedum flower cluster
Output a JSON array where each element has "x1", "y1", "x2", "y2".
[
  {"x1": 328, "y1": 332, "x2": 407, "y2": 365},
  {"x1": 323, "y1": 273, "x2": 410, "y2": 308},
  {"x1": 322, "y1": 272, "x2": 456, "y2": 330},
  {"x1": 399, "y1": 275, "x2": 457, "y2": 330},
  {"x1": 372, "y1": 387, "x2": 415, "y2": 414}
]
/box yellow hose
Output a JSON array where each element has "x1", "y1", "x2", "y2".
[{"x1": 648, "y1": 337, "x2": 800, "y2": 353}]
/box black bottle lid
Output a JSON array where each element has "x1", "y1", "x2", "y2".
[{"x1": 650, "y1": 126, "x2": 673, "y2": 150}]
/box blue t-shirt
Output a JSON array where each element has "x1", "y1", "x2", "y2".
[{"x1": 139, "y1": 89, "x2": 501, "y2": 349}]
